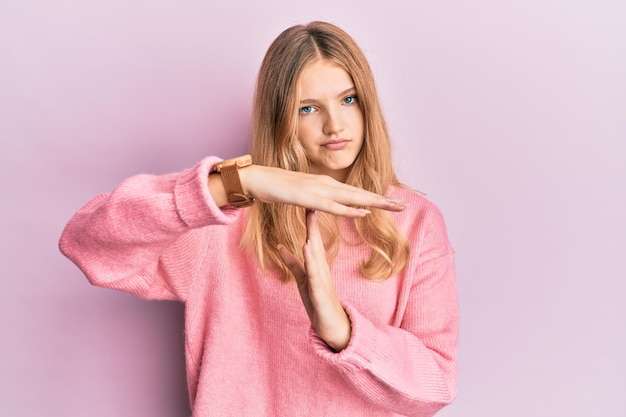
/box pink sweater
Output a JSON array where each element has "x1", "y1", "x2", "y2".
[{"x1": 59, "y1": 156, "x2": 459, "y2": 417}]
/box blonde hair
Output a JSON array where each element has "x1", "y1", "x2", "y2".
[{"x1": 242, "y1": 21, "x2": 410, "y2": 281}]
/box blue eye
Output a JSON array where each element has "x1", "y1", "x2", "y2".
[
  {"x1": 299, "y1": 106, "x2": 314, "y2": 114},
  {"x1": 343, "y1": 95, "x2": 357, "y2": 105}
]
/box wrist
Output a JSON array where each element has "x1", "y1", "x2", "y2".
[
  {"x1": 319, "y1": 308, "x2": 352, "y2": 352},
  {"x1": 238, "y1": 163, "x2": 256, "y2": 197},
  {"x1": 214, "y1": 155, "x2": 254, "y2": 208}
]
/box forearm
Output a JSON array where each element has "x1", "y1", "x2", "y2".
[
  {"x1": 59, "y1": 157, "x2": 239, "y2": 299},
  {"x1": 310, "y1": 252, "x2": 459, "y2": 416},
  {"x1": 311, "y1": 301, "x2": 458, "y2": 417}
]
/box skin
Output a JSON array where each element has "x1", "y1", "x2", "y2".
[
  {"x1": 277, "y1": 209, "x2": 351, "y2": 351},
  {"x1": 276, "y1": 60, "x2": 364, "y2": 350},
  {"x1": 208, "y1": 59, "x2": 407, "y2": 351},
  {"x1": 296, "y1": 59, "x2": 364, "y2": 183}
]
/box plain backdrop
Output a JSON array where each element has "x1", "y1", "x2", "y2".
[{"x1": 1, "y1": 1, "x2": 625, "y2": 416}]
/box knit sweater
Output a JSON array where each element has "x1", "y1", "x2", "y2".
[{"x1": 59, "y1": 156, "x2": 459, "y2": 417}]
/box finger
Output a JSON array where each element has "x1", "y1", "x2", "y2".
[
  {"x1": 305, "y1": 210, "x2": 328, "y2": 269},
  {"x1": 305, "y1": 210, "x2": 323, "y2": 250},
  {"x1": 303, "y1": 211, "x2": 333, "y2": 285},
  {"x1": 306, "y1": 183, "x2": 406, "y2": 216},
  {"x1": 302, "y1": 239, "x2": 325, "y2": 285},
  {"x1": 332, "y1": 186, "x2": 408, "y2": 212},
  {"x1": 310, "y1": 200, "x2": 372, "y2": 218}
]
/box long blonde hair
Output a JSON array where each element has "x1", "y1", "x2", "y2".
[{"x1": 242, "y1": 21, "x2": 410, "y2": 281}]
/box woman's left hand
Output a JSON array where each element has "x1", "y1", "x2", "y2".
[{"x1": 278, "y1": 210, "x2": 351, "y2": 352}]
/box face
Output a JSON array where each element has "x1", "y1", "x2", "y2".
[{"x1": 296, "y1": 59, "x2": 364, "y2": 182}]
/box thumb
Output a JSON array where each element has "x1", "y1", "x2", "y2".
[{"x1": 277, "y1": 245, "x2": 306, "y2": 283}]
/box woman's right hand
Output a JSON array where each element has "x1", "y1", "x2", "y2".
[
  {"x1": 239, "y1": 165, "x2": 406, "y2": 217},
  {"x1": 209, "y1": 164, "x2": 406, "y2": 217}
]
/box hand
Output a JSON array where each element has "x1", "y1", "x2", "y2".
[
  {"x1": 278, "y1": 209, "x2": 351, "y2": 351},
  {"x1": 242, "y1": 165, "x2": 406, "y2": 217}
]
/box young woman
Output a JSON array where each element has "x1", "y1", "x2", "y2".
[{"x1": 60, "y1": 21, "x2": 459, "y2": 417}]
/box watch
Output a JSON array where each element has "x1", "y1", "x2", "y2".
[{"x1": 214, "y1": 154, "x2": 254, "y2": 208}]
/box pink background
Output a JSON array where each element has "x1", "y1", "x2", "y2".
[{"x1": 2, "y1": 1, "x2": 625, "y2": 416}]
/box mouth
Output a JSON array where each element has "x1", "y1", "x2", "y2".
[{"x1": 321, "y1": 139, "x2": 351, "y2": 150}]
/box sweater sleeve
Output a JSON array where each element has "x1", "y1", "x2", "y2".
[
  {"x1": 59, "y1": 156, "x2": 240, "y2": 301},
  {"x1": 309, "y1": 205, "x2": 459, "y2": 417}
]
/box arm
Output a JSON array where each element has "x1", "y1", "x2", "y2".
[
  {"x1": 212, "y1": 164, "x2": 408, "y2": 217},
  {"x1": 59, "y1": 157, "x2": 239, "y2": 301},
  {"x1": 60, "y1": 156, "x2": 407, "y2": 301},
  {"x1": 313, "y1": 253, "x2": 458, "y2": 417},
  {"x1": 281, "y1": 204, "x2": 458, "y2": 416}
]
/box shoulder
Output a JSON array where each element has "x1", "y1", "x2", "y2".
[
  {"x1": 387, "y1": 185, "x2": 454, "y2": 260},
  {"x1": 387, "y1": 185, "x2": 446, "y2": 226},
  {"x1": 387, "y1": 185, "x2": 435, "y2": 209}
]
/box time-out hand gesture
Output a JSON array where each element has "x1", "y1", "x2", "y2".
[{"x1": 278, "y1": 209, "x2": 351, "y2": 351}]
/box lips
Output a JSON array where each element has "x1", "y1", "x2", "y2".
[{"x1": 321, "y1": 139, "x2": 351, "y2": 150}]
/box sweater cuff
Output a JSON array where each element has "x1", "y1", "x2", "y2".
[
  {"x1": 174, "y1": 156, "x2": 240, "y2": 228},
  {"x1": 309, "y1": 302, "x2": 381, "y2": 374}
]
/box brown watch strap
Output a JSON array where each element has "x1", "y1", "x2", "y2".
[
  {"x1": 216, "y1": 155, "x2": 254, "y2": 208},
  {"x1": 220, "y1": 164, "x2": 253, "y2": 207}
]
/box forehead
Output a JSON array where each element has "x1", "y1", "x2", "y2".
[{"x1": 298, "y1": 59, "x2": 354, "y2": 99}]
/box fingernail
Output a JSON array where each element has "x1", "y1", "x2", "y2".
[
  {"x1": 387, "y1": 198, "x2": 408, "y2": 206},
  {"x1": 357, "y1": 208, "x2": 371, "y2": 215}
]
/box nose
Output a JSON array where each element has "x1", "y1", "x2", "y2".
[{"x1": 322, "y1": 106, "x2": 345, "y2": 136}]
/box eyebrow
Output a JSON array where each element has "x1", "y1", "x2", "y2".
[{"x1": 300, "y1": 86, "x2": 356, "y2": 104}]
